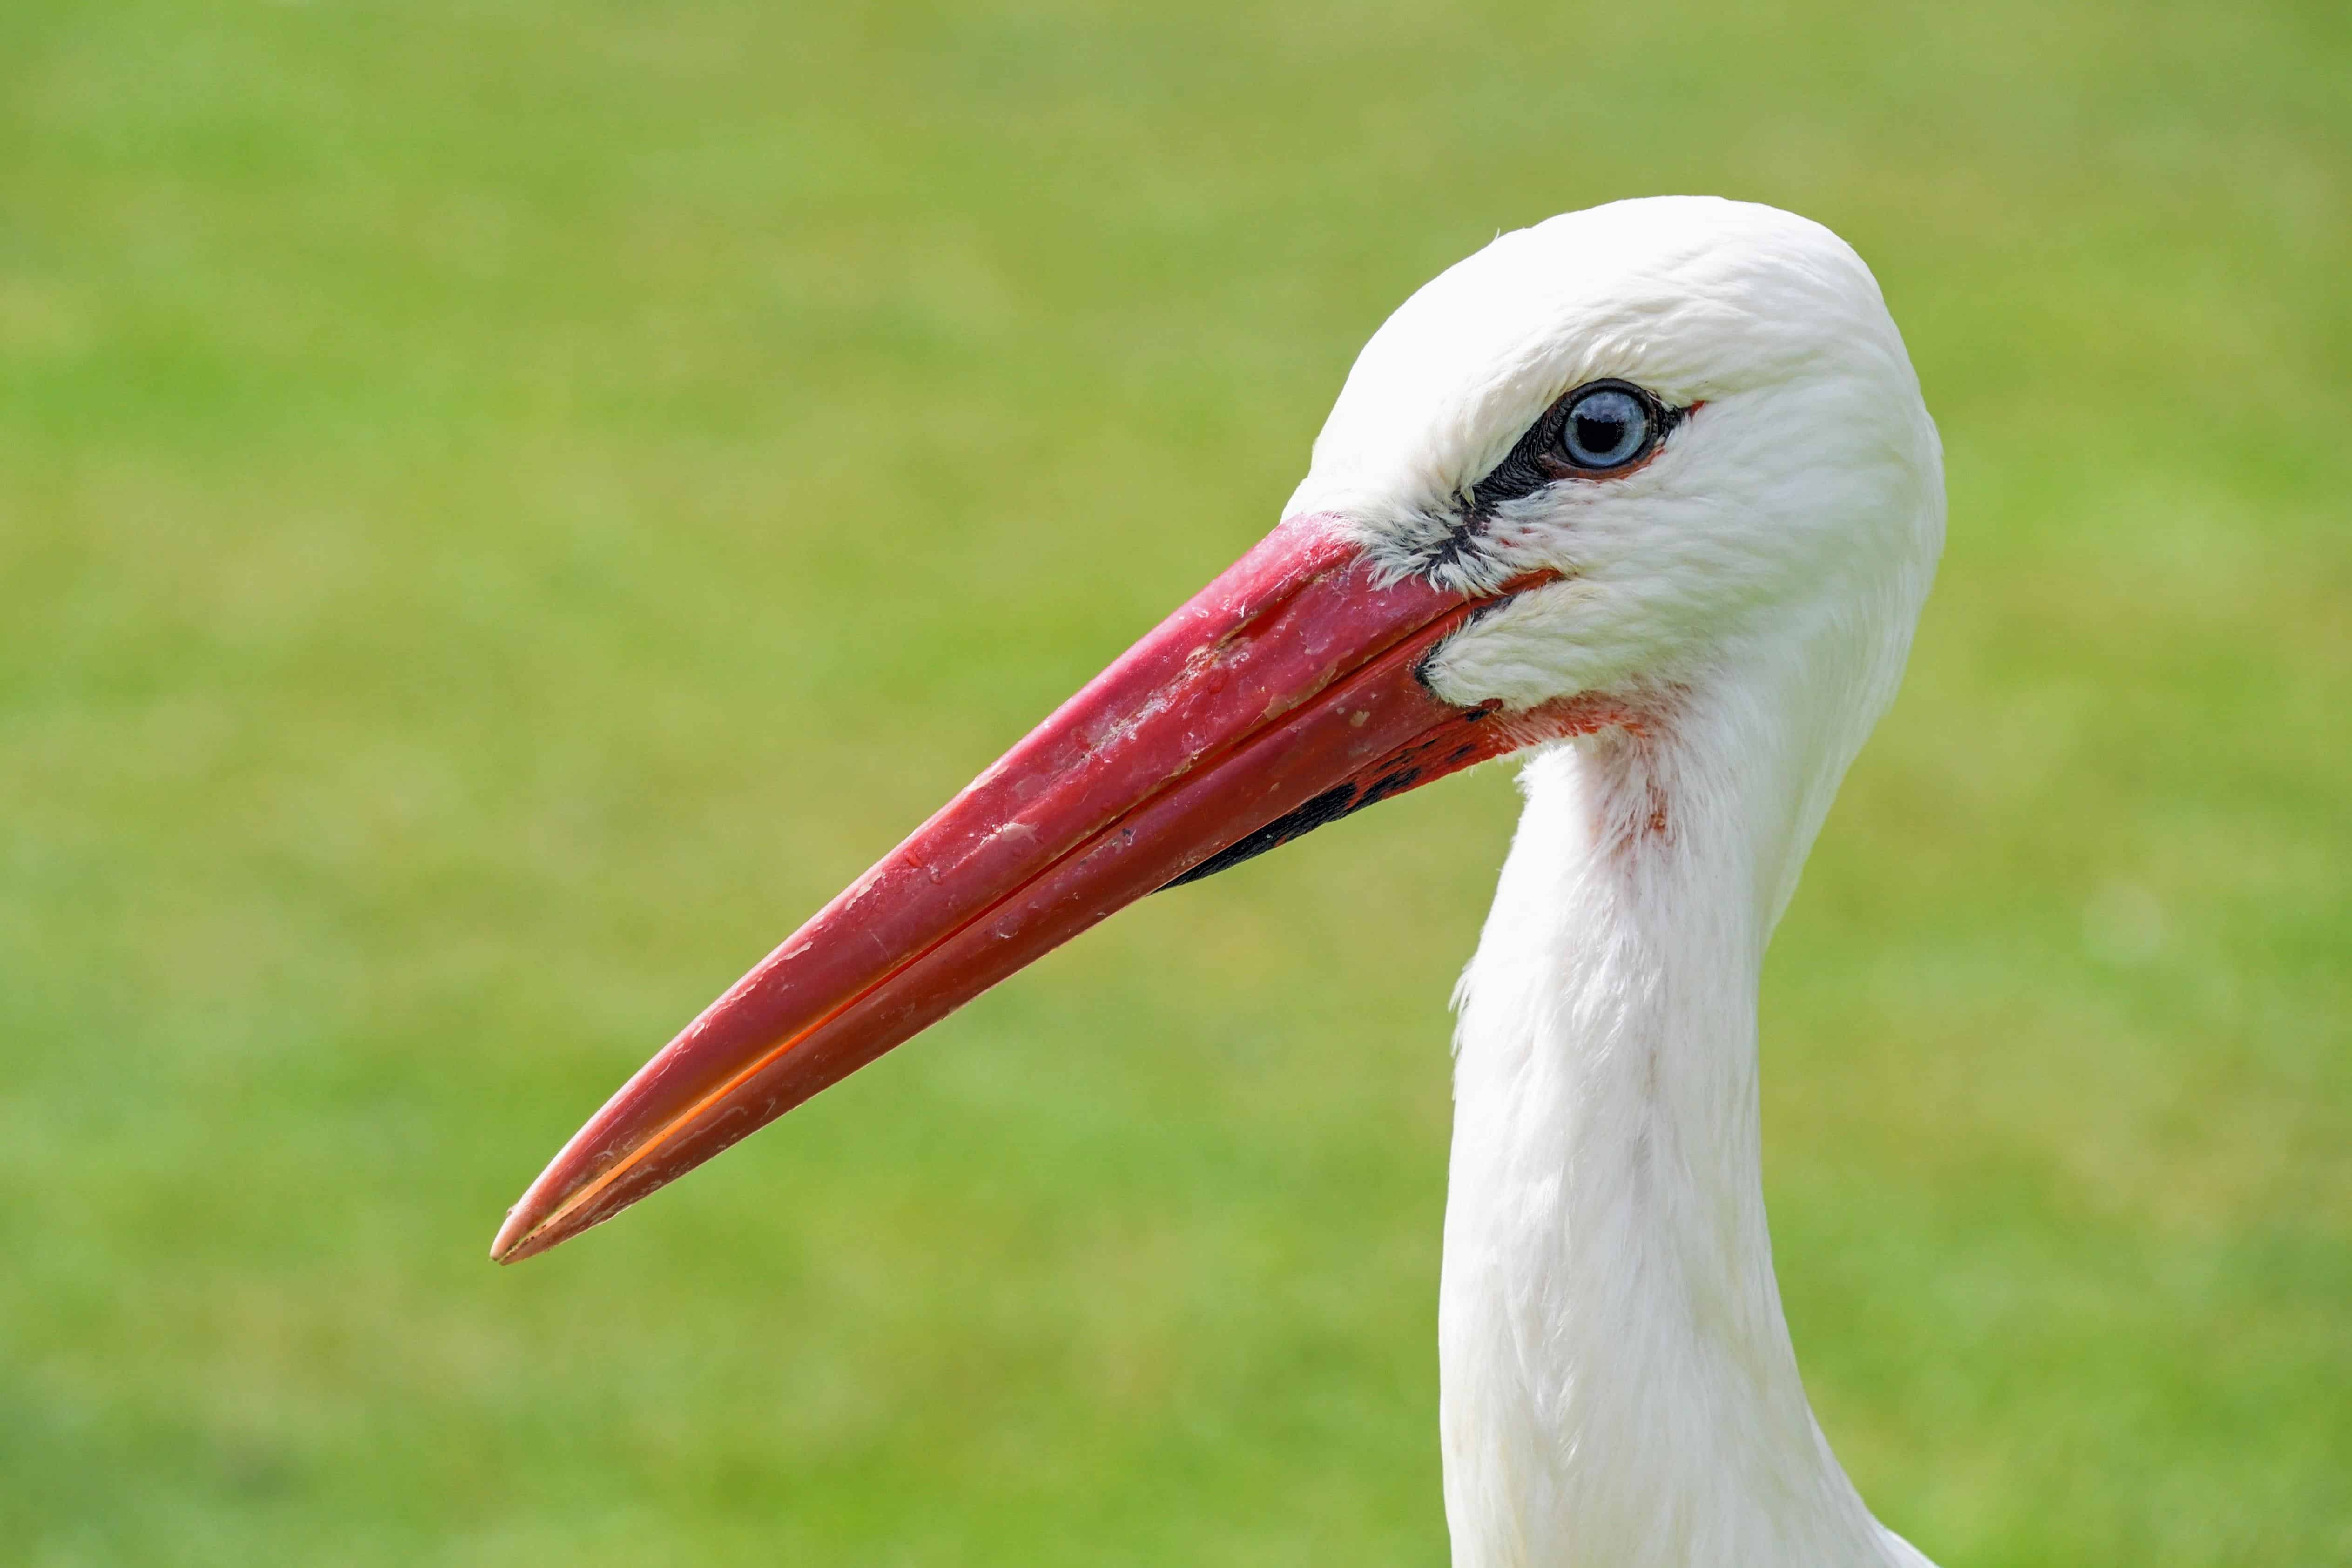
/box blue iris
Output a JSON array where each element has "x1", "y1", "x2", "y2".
[{"x1": 1560, "y1": 386, "x2": 1650, "y2": 469}]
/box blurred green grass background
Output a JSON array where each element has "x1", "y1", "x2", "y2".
[{"x1": 3, "y1": 0, "x2": 2347, "y2": 1562}]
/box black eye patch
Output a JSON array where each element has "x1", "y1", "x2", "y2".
[{"x1": 1466, "y1": 379, "x2": 1684, "y2": 515}]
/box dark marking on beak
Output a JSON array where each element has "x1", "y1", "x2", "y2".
[{"x1": 1159, "y1": 781, "x2": 1362, "y2": 889}]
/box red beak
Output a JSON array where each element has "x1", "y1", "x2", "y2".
[{"x1": 492, "y1": 515, "x2": 1570, "y2": 1263}]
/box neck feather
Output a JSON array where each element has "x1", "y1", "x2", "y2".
[{"x1": 1436, "y1": 670, "x2": 1927, "y2": 1568}]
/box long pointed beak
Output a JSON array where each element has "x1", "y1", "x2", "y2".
[{"x1": 492, "y1": 515, "x2": 1566, "y2": 1263}]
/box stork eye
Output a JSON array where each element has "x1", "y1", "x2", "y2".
[{"x1": 1557, "y1": 383, "x2": 1655, "y2": 471}]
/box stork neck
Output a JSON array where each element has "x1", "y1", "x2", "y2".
[{"x1": 1436, "y1": 682, "x2": 1921, "y2": 1568}]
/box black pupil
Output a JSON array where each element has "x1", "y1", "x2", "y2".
[{"x1": 1565, "y1": 389, "x2": 1644, "y2": 467}]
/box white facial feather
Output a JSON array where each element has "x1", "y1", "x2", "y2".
[{"x1": 1289, "y1": 196, "x2": 1941, "y2": 730}]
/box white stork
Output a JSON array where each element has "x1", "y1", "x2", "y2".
[{"x1": 495, "y1": 195, "x2": 1946, "y2": 1568}]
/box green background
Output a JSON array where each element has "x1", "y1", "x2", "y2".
[{"x1": 4, "y1": 1, "x2": 2346, "y2": 1562}]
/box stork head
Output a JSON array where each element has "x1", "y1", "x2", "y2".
[
  {"x1": 493, "y1": 197, "x2": 1942, "y2": 1263},
  {"x1": 1313, "y1": 196, "x2": 1941, "y2": 723}
]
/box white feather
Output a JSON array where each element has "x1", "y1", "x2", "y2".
[{"x1": 1294, "y1": 197, "x2": 1944, "y2": 1567}]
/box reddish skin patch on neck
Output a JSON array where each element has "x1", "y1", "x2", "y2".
[{"x1": 1536, "y1": 688, "x2": 1682, "y2": 855}]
